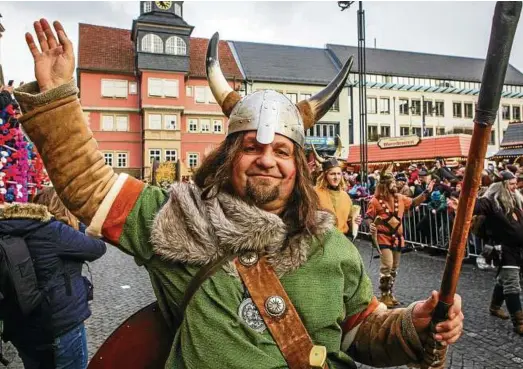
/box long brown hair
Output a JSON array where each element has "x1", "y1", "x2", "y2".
[
  {"x1": 315, "y1": 167, "x2": 347, "y2": 191},
  {"x1": 194, "y1": 132, "x2": 321, "y2": 235},
  {"x1": 33, "y1": 187, "x2": 80, "y2": 230}
]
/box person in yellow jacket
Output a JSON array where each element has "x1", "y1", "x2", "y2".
[{"x1": 314, "y1": 157, "x2": 361, "y2": 235}]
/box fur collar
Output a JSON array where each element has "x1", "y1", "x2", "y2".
[
  {"x1": 0, "y1": 203, "x2": 52, "y2": 222},
  {"x1": 150, "y1": 183, "x2": 335, "y2": 276}
]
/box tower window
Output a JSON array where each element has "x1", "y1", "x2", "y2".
[
  {"x1": 174, "y1": 3, "x2": 182, "y2": 16},
  {"x1": 142, "y1": 33, "x2": 163, "y2": 53},
  {"x1": 143, "y1": 1, "x2": 152, "y2": 13},
  {"x1": 166, "y1": 36, "x2": 186, "y2": 55}
]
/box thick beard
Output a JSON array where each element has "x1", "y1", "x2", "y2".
[{"x1": 245, "y1": 178, "x2": 280, "y2": 205}]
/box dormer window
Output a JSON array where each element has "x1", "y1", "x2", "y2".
[
  {"x1": 142, "y1": 34, "x2": 163, "y2": 53},
  {"x1": 143, "y1": 1, "x2": 152, "y2": 13},
  {"x1": 166, "y1": 36, "x2": 186, "y2": 55},
  {"x1": 174, "y1": 3, "x2": 182, "y2": 16}
]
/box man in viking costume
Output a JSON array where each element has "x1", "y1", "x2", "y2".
[
  {"x1": 312, "y1": 145, "x2": 361, "y2": 236},
  {"x1": 14, "y1": 20, "x2": 463, "y2": 369},
  {"x1": 367, "y1": 165, "x2": 434, "y2": 308},
  {"x1": 474, "y1": 170, "x2": 523, "y2": 335}
]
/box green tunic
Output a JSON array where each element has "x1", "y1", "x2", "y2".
[{"x1": 115, "y1": 185, "x2": 373, "y2": 369}]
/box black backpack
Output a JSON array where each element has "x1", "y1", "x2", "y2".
[{"x1": 0, "y1": 235, "x2": 44, "y2": 318}]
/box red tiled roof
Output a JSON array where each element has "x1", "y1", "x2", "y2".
[
  {"x1": 78, "y1": 23, "x2": 135, "y2": 73},
  {"x1": 189, "y1": 38, "x2": 243, "y2": 79},
  {"x1": 347, "y1": 135, "x2": 472, "y2": 164}
]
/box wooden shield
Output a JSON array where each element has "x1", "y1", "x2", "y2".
[{"x1": 88, "y1": 302, "x2": 174, "y2": 369}]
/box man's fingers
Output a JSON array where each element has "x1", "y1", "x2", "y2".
[
  {"x1": 33, "y1": 20, "x2": 49, "y2": 52},
  {"x1": 435, "y1": 323, "x2": 463, "y2": 343},
  {"x1": 41, "y1": 18, "x2": 58, "y2": 49},
  {"x1": 436, "y1": 312, "x2": 464, "y2": 333},
  {"x1": 25, "y1": 33, "x2": 41, "y2": 58},
  {"x1": 53, "y1": 21, "x2": 73, "y2": 55}
]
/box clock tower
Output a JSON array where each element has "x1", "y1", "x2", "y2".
[{"x1": 132, "y1": 1, "x2": 194, "y2": 72}]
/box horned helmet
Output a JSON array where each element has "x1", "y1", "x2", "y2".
[
  {"x1": 310, "y1": 135, "x2": 345, "y2": 172},
  {"x1": 206, "y1": 33, "x2": 353, "y2": 148}
]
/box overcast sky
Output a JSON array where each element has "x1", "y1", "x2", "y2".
[{"x1": 1, "y1": 1, "x2": 522, "y2": 84}]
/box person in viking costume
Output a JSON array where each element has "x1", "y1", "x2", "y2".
[
  {"x1": 14, "y1": 20, "x2": 463, "y2": 369},
  {"x1": 367, "y1": 165, "x2": 435, "y2": 308},
  {"x1": 312, "y1": 145, "x2": 361, "y2": 236},
  {"x1": 474, "y1": 170, "x2": 523, "y2": 335}
]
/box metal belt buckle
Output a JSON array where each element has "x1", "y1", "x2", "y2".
[{"x1": 309, "y1": 345, "x2": 327, "y2": 368}]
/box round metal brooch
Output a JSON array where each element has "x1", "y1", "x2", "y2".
[
  {"x1": 238, "y1": 298, "x2": 267, "y2": 333},
  {"x1": 265, "y1": 295, "x2": 286, "y2": 318},
  {"x1": 238, "y1": 251, "x2": 259, "y2": 267}
]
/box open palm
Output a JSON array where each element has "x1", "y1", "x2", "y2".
[{"x1": 25, "y1": 19, "x2": 75, "y2": 92}]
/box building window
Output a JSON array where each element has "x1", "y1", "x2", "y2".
[
  {"x1": 380, "y1": 125, "x2": 390, "y2": 138},
  {"x1": 102, "y1": 115, "x2": 114, "y2": 131},
  {"x1": 425, "y1": 127, "x2": 434, "y2": 137},
  {"x1": 165, "y1": 36, "x2": 187, "y2": 55},
  {"x1": 400, "y1": 127, "x2": 410, "y2": 136},
  {"x1": 149, "y1": 149, "x2": 161, "y2": 164},
  {"x1": 435, "y1": 101, "x2": 444, "y2": 117},
  {"x1": 453, "y1": 102, "x2": 462, "y2": 118},
  {"x1": 143, "y1": 1, "x2": 152, "y2": 12},
  {"x1": 436, "y1": 128, "x2": 446, "y2": 136},
  {"x1": 103, "y1": 152, "x2": 113, "y2": 167},
  {"x1": 411, "y1": 100, "x2": 421, "y2": 115},
  {"x1": 368, "y1": 125, "x2": 378, "y2": 141},
  {"x1": 141, "y1": 33, "x2": 163, "y2": 53},
  {"x1": 329, "y1": 97, "x2": 340, "y2": 112},
  {"x1": 502, "y1": 105, "x2": 510, "y2": 120},
  {"x1": 129, "y1": 82, "x2": 138, "y2": 95},
  {"x1": 367, "y1": 97, "x2": 377, "y2": 114},
  {"x1": 195, "y1": 87, "x2": 206, "y2": 103},
  {"x1": 149, "y1": 114, "x2": 162, "y2": 130},
  {"x1": 101, "y1": 79, "x2": 128, "y2": 98},
  {"x1": 116, "y1": 116, "x2": 129, "y2": 131},
  {"x1": 464, "y1": 103, "x2": 473, "y2": 119},
  {"x1": 513, "y1": 106, "x2": 521, "y2": 121},
  {"x1": 164, "y1": 115, "x2": 177, "y2": 130},
  {"x1": 165, "y1": 150, "x2": 177, "y2": 162},
  {"x1": 213, "y1": 119, "x2": 223, "y2": 133},
  {"x1": 200, "y1": 119, "x2": 211, "y2": 133},
  {"x1": 188, "y1": 119, "x2": 198, "y2": 132},
  {"x1": 285, "y1": 93, "x2": 298, "y2": 104},
  {"x1": 174, "y1": 3, "x2": 182, "y2": 16},
  {"x1": 412, "y1": 127, "x2": 422, "y2": 137},
  {"x1": 424, "y1": 100, "x2": 434, "y2": 116},
  {"x1": 148, "y1": 78, "x2": 179, "y2": 97},
  {"x1": 399, "y1": 99, "x2": 409, "y2": 115},
  {"x1": 117, "y1": 153, "x2": 128, "y2": 168},
  {"x1": 379, "y1": 98, "x2": 390, "y2": 114},
  {"x1": 300, "y1": 93, "x2": 312, "y2": 100},
  {"x1": 490, "y1": 131, "x2": 496, "y2": 145},
  {"x1": 453, "y1": 128, "x2": 473, "y2": 135},
  {"x1": 188, "y1": 153, "x2": 199, "y2": 168}
]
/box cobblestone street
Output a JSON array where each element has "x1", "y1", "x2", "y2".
[{"x1": 3, "y1": 240, "x2": 523, "y2": 368}]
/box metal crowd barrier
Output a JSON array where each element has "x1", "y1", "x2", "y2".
[{"x1": 355, "y1": 198, "x2": 484, "y2": 258}]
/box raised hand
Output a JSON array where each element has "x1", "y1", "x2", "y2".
[{"x1": 25, "y1": 19, "x2": 75, "y2": 92}]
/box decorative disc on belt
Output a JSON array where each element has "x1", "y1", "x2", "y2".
[
  {"x1": 238, "y1": 251, "x2": 259, "y2": 267},
  {"x1": 265, "y1": 295, "x2": 286, "y2": 317},
  {"x1": 238, "y1": 298, "x2": 267, "y2": 333}
]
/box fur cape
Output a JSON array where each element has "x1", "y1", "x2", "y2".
[{"x1": 150, "y1": 183, "x2": 336, "y2": 276}]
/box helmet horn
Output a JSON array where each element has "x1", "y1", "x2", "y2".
[
  {"x1": 311, "y1": 143, "x2": 326, "y2": 164},
  {"x1": 333, "y1": 134, "x2": 343, "y2": 158},
  {"x1": 296, "y1": 55, "x2": 354, "y2": 130},
  {"x1": 206, "y1": 33, "x2": 241, "y2": 117}
]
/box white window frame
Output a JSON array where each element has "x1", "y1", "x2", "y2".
[
  {"x1": 367, "y1": 97, "x2": 377, "y2": 114},
  {"x1": 115, "y1": 115, "x2": 129, "y2": 131},
  {"x1": 174, "y1": 2, "x2": 182, "y2": 16},
  {"x1": 165, "y1": 36, "x2": 187, "y2": 56},
  {"x1": 103, "y1": 152, "x2": 113, "y2": 167},
  {"x1": 285, "y1": 93, "x2": 298, "y2": 104},
  {"x1": 129, "y1": 82, "x2": 138, "y2": 95},
  {"x1": 148, "y1": 78, "x2": 179, "y2": 98},
  {"x1": 195, "y1": 86, "x2": 206, "y2": 103},
  {"x1": 143, "y1": 1, "x2": 152, "y2": 13},
  {"x1": 101, "y1": 79, "x2": 128, "y2": 98},
  {"x1": 165, "y1": 149, "x2": 178, "y2": 162},
  {"x1": 141, "y1": 33, "x2": 163, "y2": 53},
  {"x1": 116, "y1": 152, "x2": 128, "y2": 168},
  {"x1": 188, "y1": 119, "x2": 198, "y2": 133},
  {"x1": 200, "y1": 119, "x2": 211, "y2": 133},
  {"x1": 213, "y1": 119, "x2": 223, "y2": 133},
  {"x1": 149, "y1": 114, "x2": 162, "y2": 130},
  {"x1": 188, "y1": 153, "x2": 199, "y2": 168},
  {"x1": 379, "y1": 98, "x2": 390, "y2": 114},
  {"x1": 164, "y1": 115, "x2": 177, "y2": 130},
  {"x1": 149, "y1": 149, "x2": 161, "y2": 164},
  {"x1": 102, "y1": 115, "x2": 115, "y2": 131}
]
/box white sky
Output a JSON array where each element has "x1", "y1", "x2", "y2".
[{"x1": 1, "y1": 1, "x2": 522, "y2": 84}]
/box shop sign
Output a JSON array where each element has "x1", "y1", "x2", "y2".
[{"x1": 377, "y1": 135, "x2": 421, "y2": 149}]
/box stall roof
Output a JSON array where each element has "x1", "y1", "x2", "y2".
[
  {"x1": 490, "y1": 147, "x2": 523, "y2": 159},
  {"x1": 347, "y1": 135, "x2": 471, "y2": 164},
  {"x1": 499, "y1": 121, "x2": 523, "y2": 147}
]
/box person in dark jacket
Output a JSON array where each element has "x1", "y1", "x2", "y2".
[
  {"x1": 0, "y1": 193, "x2": 106, "y2": 369},
  {"x1": 474, "y1": 171, "x2": 523, "y2": 335}
]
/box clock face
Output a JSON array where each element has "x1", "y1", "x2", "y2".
[{"x1": 155, "y1": 1, "x2": 172, "y2": 10}]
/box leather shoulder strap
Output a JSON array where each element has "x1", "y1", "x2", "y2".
[{"x1": 235, "y1": 256, "x2": 328, "y2": 369}]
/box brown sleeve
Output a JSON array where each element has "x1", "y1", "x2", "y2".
[
  {"x1": 15, "y1": 80, "x2": 117, "y2": 225},
  {"x1": 349, "y1": 303, "x2": 426, "y2": 367}
]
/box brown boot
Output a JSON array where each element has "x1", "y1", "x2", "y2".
[
  {"x1": 379, "y1": 293, "x2": 396, "y2": 309},
  {"x1": 511, "y1": 311, "x2": 523, "y2": 335},
  {"x1": 378, "y1": 276, "x2": 395, "y2": 309},
  {"x1": 390, "y1": 271, "x2": 401, "y2": 306},
  {"x1": 489, "y1": 284, "x2": 509, "y2": 319},
  {"x1": 490, "y1": 305, "x2": 510, "y2": 320}
]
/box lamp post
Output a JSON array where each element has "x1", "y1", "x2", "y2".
[{"x1": 338, "y1": 1, "x2": 368, "y2": 184}]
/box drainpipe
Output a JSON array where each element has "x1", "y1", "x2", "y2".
[
  {"x1": 350, "y1": 84, "x2": 354, "y2": 146},
  {"x1": 393, "y1": 96, "x2": 397, "y2": 137}
]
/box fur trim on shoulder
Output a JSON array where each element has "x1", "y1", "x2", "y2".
[
  {"x1": 0, "y1": 203, "x2": 52, "y2": 222},
  {"x1": 150, "y1": 183, "x2": 336, "y2": 276}
]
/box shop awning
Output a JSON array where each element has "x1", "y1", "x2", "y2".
[
  {"x1": 347, "y1": 134, "x2": 472, "y2": 164},
  {"x1": 490, "y1": 147, "x2": 523, "y2": 160}
]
